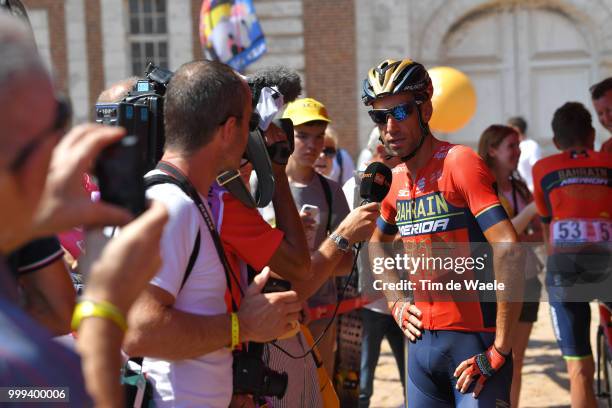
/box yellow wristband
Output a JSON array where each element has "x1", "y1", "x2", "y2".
[
  {"x1": 231, "y1": 312, "x2": 239, "y2": 350},
  {"x1": 71, "y1": 299, "x2": 127, "y2": 332}
]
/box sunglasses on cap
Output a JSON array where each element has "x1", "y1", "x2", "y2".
[
  {"x1": 9, "y1": 97, "x2": 71, "y2": 172},
  {"x1": 368, "y1": 102, "x2": 415, "y2": 125}
]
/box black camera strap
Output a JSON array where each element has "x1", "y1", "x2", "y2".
[
  {"x1": 217, "y1": 170, "x2": 256, "y2": 208},
  {"x1": 151, "y1": 161, "x2": 243, "y2": 311}
]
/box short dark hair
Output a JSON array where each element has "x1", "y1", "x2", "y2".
[
  {"x1": 590, "y1": 77, "x2": 612, "y2": 100},
  {"x1": 164, "y1": 60, "x2": 248, "y2": 154},
  {"x1": 507, "y1": 116, "x2": 527, "y2": 134},
  {"x1": 551, "y1": 102, "x2": 593, "y2": 149}
]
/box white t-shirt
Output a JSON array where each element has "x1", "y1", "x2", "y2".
[
  {"x1": 342, "y1": 172, "x2": 389, "y2": 314},
  {"x1": 518, "y1": 139, "x2": 542, "y2": 192},
  {"x1": 142, "y1": 174, "x2": 232, "y2": 408}
]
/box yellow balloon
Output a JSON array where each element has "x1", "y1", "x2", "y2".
[{"x1": 428, "y1": 66, "x2": 477, "y2": 133}]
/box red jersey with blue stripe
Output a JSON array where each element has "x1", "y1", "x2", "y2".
[
  {"x1": 377, "y1": 140, "x2": 508, "y2": 332},
  {"x1": 532, "y1": 149, "x2": 612, "y2": 251}
]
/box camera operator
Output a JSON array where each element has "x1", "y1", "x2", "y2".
[
  {"x1": 0, "y1": 12, "x2": 169, "y2": 407},
  {"x1": 123, "y1": 60, "x2": 302, "y2": 407},
  {"x1": 210, "y1": 123, "x2": 311, "y2": 283}
]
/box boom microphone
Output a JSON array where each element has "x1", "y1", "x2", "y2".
[
  {"x1": 247, "y1": 66, "x2": 302, "y2": 103},
  {"x1": 359, "y1": 162, "x2": 392, "y2": 203}
]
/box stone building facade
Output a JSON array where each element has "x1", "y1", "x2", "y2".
[{"x1": 21, "y1": 0, "x2": 612, "y2": 156}]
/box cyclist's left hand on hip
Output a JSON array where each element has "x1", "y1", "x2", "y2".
[{"x1": 453, "y1": 344, "x2": 508, "y2": 397}]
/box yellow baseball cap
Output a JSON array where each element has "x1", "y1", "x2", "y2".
[{"x1": 282, "y1": 98, "x2": 331, "y2": 126}]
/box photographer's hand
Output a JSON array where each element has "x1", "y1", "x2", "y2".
[
  {"x1": 238, "y1": 268, "x2": 302, "y2": 343},
  {"x1": 265, "y1": 123, "x2": 290, "y2": 174},
  {"x1": 263, "y1": 122, "x2": 288, "y2": 146},
  {"x1": 32, "y1": 124, "x2": 133, "y2": 237}
]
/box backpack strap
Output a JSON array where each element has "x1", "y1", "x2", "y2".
[
  {"x1": 144, "y1": 174, "x2": 200, "y2": 292},
  {"x1": 336, "y1": 149, "x2": 344, "y2": 183},
  {"x1": 317, "y1": 173, "x2": 333, "y2": 234}
]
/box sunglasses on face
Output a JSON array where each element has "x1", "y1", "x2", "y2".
[
  {"x1": 368, "y1": 102, "x2": 415, "y2": 125},
  {"x1": 9, "y1": 97, "x2": 71, "y2": 172},
  {"x1": 322, "y1": 147, "x2": 337, "y2": 158}
]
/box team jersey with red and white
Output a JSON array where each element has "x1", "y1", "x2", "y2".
[
  {"x1": 377, "y1": 141, "x2": 508, "y2": 332},
  {"x1": 532, "y1": 149, "x2": 612, "y2": 250}
]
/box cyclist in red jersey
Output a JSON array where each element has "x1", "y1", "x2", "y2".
[
  {"x1": 364, "y1": 59, "x2": 523, "y2": 406},
  {"x1": 532, "y1": 102, "x2": 612, "y2": 408}
]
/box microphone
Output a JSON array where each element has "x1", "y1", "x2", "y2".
[
  {"x1": 247, "y1": 66, "x2": 302, "y2": 103},
  {"x1": 359, "y1": 162, "x2": 392, "y2": 203}
]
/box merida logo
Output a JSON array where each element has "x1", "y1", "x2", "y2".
[{"x1": 399, "y1": 218, "x2": 449, "y2": 236}]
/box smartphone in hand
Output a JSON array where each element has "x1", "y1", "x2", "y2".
[
  {"x1": 262, "y1": 277, "x2": 292, "y2": 294},
  {"x1": 300, "y1": 204, "x2": 320, "y2": 251}
]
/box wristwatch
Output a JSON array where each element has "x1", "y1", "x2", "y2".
[{"x1": 329, "y1": 232, "x2": 350, "y2": 252}]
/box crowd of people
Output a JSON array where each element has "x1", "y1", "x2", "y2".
[{"x1": 1, "y1": 3, "x2": 612, "y2": 408}]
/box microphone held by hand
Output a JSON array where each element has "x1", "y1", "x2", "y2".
[{"x1": 359, "y1": 162, "x2": 392, "y2": 203}]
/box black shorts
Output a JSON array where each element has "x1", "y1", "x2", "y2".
[{"x1": 519, "y1": 277, "x2": 542, "y2": 323}]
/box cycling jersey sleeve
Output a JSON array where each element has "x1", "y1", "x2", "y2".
[
  {"x1": 531, "y1": 161, "x2": 551, "y2": 224},
  {"x1": 449, "y1": 146, "x2": 507, "y2": 232}
]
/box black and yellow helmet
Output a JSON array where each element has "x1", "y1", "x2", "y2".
[{"x1": 362, "y1": 59, "x2": 432, "y2": 105}]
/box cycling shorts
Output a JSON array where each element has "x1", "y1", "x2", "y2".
[
  {"x1": 546, "y1": 252, "x2": 612, "y2": 358},
  {"x1": 408, "y1": 330, "x2": 512, "y2": 407}
]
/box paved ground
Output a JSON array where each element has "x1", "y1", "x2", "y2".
[{"x1": 369, "y1": 303, "x2": 605, "y2": 408}]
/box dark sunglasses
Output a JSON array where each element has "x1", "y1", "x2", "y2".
[
  {"x1": 9, "y1": 97, "x2": 71, "y2": 172},
  {"x1": 322, "y1": 147, "x2": 337, "y2": 157},
  {"x1": 368, "y1": 102, "x2": 415, "y2": 125}
]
